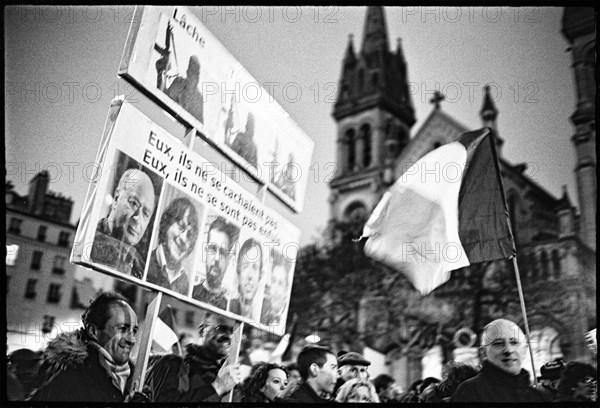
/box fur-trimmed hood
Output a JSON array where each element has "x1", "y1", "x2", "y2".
[{"x1": 40, "y1": 329, "x2": 89, "y2": 375}]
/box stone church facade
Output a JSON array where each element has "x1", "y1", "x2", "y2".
[{"x1": 328, "y1": 7, "x2": 595, "y2": 387}]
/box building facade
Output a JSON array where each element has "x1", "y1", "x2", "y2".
[
  {"x1": 326, "y1": 6, "x2": 596, "y2": 388},
  {"x1": 5, "y1": 172, "x2": 112, "y2": 352}
]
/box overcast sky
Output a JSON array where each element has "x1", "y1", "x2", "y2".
[{"x1": 6, "y1": 6, "x2": 577, "y2": 246}]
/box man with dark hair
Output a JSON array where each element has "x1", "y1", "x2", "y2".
[
  {"x1": 279, "y1": 345, "x2": 339, "y2": 403},
  {"x1": 228, "y1": 238, "x2": 263, "y2": 321},
  {"x1": 192, "y1": 216, "x2": 239, "y2": 308},
  {"x1": 450, "y1": 318, "x2": 547, "y2": 402},
  {"x1": 166, "y1": 55, "x2": 204, "y2": 123},
  {"x1": 260, "y1": 249, "x2": 291, "y2": 326},
  {"x1": 31, "y1": 291, "x2": 139, "y2": 402},
  {"x1": 145, "y1": 313, "x2": 241, "y2": 402},
  {"x1": 147, "y1": 197, "x2": 199, "y2": 295},
  {"x1": 373, "y1": 373, "x2": 403, "y2": 403},
  {"x1": 91, "y1": 168, "x2": 156, "y2": 278}
]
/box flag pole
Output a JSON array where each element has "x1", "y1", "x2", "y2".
[{"x1": 511, "y1": 256, "x2": 537, "y2": 386}]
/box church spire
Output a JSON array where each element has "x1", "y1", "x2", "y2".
[
  {"x1": 343, "y1": 34, "x2": 356, "y2": 66},
  {"x1": 480, "y1": 85, "x2": 504, "y2": 155},
  {"x1": 361, "y1": 6, "x2": 389, "y2": 55}
]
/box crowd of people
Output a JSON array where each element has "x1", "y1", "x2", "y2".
[{"x1": 7, "y1": 291, "x2": 597, "y2": 403}]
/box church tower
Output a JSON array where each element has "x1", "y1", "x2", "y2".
[
  {"x1": 329, "y1": 6, "x2": 416, "y2": 222},
  {"x1": 480, "y1": 85, "x2": 504, "y2": 156},
  {"x1": 562, "y1": 7, "x2": 596, "y2": 250}
]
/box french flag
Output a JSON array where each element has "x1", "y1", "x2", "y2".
[{"x1": 362, "y1": 128, "x2": 515, "y2": 295}]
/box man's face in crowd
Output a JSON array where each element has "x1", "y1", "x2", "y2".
[
  {"x1": 94, "y1": 302, "x2": 138, "y2": 365},
  {"x1": 269, "y1": 264, "x2": 288, "y2": 311},
  {"x1": 201, "y1": 314, "x2": 234, "y2": 359},
  {"x1": 340, "y1": 364, "x2": 369, "y2": 382},
  {"x1": 573, "y1": 376, "x2": 596, "y2": 401},
  {"x1": 110, "y1": 172, "x2": 155, "y2": 246},
  {"x1": 482, "y1": 319, "x2": 527, "y2": 375},
  {"x1": 238, "y1": 244, "x2": 261, "y2": 302},
  {"x1": 165, "y1": 207, "x2": 194, "y2": 267},
  {"x1": 205, "y1": 229, "x2": 231, "y2": 289},
  {"x1": 313, "y1": 353, "x2": 339, "y2": 395}
]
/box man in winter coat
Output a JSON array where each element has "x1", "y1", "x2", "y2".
[
  {"x1": 278, "y1": 345, "x2": 339, "y2": 403},
  {"x1": 450, "y1": 318, "x2": 548, "y2": 403},
  {"x1": 31, "y1": 291, "x2": 139, "y2": 402},
  {"x1": 144, "y1": 312, "x2": 241, "y2": 402}
]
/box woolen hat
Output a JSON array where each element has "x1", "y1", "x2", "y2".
[
  {"x1": 337, "y1": 351, "x2": 371, "y2": 367},
  {"x1": 538, "y1": 360, "x2": 564, "y2": 381}
]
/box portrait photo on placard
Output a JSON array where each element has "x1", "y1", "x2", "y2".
[
  {"x1": 191, "y1": 212, "x2": 241, "y2": 311},
  {"x1": 260, "y1": 248, "x2": 293, "y2": 328},
  {"x1": 89, "y1": 150, "x2": 163, "y2": 280},
  {"x1": 145, "y1": 183, "x2": 205, "y2": 297}
]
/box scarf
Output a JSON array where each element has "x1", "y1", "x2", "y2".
[{"x1": 89, "y1": 341, "x2": 131, "y2": 393}]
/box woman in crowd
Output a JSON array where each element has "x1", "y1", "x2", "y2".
[
  {"x1": 335, "y1": 378, "x2": 380, "y2": 403},
  {"x1": 240, "y1": 363, "x2": 289, "y2": 403},
  {"x1": 555, "y1": 361, "x2": 596, "y2": 402}
]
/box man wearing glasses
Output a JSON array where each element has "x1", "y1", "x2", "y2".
[
  {"x1": 91, "y1": 168, "x2": 156, "y2": 278},
  {"x1": 450, "y1": 318, "x2": 547, "y2": 402},
  {"x1": 145, "y1": 313, "x2": 241, "y2": 402},
  {"x1": 147, "y1": 197, "x2": 200, "y2": 295},
  {"x1": 192, "y1": 216, "x2": 240, "y2": 309}
]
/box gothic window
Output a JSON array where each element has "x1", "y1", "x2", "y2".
[
  {"x1": 551, "y1": 249, "x2": 561, "y2": 279},
  {"x1": 185, "y1": 310, "x2": 195, "y2": 327},
  {"x1": 358, "y1": 69, "x2": 364, "y2": 91},
  {"x1": 529, "y1": 252, "x2": 539, "y2": 281},
  {"x1": 540, "y1": 250, "x2": 549, "y2": 279},
  {"x1": 361, "y1": 124, "x2": 372, "y2": 168},
  {"x1": 371, "y1": 72, "x2": 379, "y2": 87},
  {"x1": 42, "y1": 315, "x2": 56, "y2": 334},
  {"x1": 345, "y1": 129, "x2": 356, "y2": 172}
]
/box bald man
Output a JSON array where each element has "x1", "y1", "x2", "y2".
[
  {"x1": 450, "y1": 319, "x2": 547, "y2": 403},
  {"x1": 91, "y1": 169, "x2": 156, "y2": 278}
]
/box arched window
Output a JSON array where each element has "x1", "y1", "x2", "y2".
[
  {"x1": 361, "y1": 124, "x2": 372, "y2": 168},
  {"x1": 372, "y1": 72, "x2": 379, "y2": 87},
  {"x1": 529, "y1": 252, "x2": 539, "y2": 281},
  {"x1": 551, "y1": 249, "x2": 561, "y2": 279},
  {"x1": 345, "y1": 129, "x2": 356, "y2": 172}
]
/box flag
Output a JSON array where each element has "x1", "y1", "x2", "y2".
[
  {"x1": 152, "y1": 305, "x2": 180, "y2": 353},
  {"x1": 362, "y1": 128, "x2": 515, "y2": 295},
  {"x1": 270, "y1": 313, "x2": 298, "y2": 364}
]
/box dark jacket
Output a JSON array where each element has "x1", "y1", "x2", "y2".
[
  {"x1": 30, "y1": 330, "x2": 132, "y2": 402},
  {"x1": 146, "y1": 247, "x2": 190, "y2": 295},
  {"x1": 144, "y1": 343, "x2": 225, "y2": 402},
  {"x1": 450, "y1": 360, "x2": 548, "y2": 403},
  {"x1": 278, "y1": 381, "x2": 332, "y2": 403}
]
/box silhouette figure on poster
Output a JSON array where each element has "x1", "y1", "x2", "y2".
[{"x1": 165, "y1": 55, "x2": 204, "y2": 123}]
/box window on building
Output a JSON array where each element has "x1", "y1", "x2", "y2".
[
  {"x1": 360, "y1": 124, "x2": 372, "y2": 168},
  {"x1": 371, "y1": 72, "x2": 379, "y2": 87},
  {"x1": 6, "y1": 244, "x2": 19, "y2": 266},
  {"x1": 8, "y1": 218, "x2": 22, "y2": 234},
  {"x1": 31, "y1": 250, "x2": 43, "y2": 270},
  {"x1": 52, "y1": 256, "x2": 66, "y2": 275},
  {"x1": 37, "y1": 226, "x2": 48, "y2": 242},
  {"x1": 24, "y1": 279, "x2": 38, "y2": 299},
  {"x1": 345, "y1": 129, "x2": 356, "y2": 172},
  {"x1": 42, "y1": 315, "x2": 56, "y2": 334},
  {"x1": 47, "y1": 283, "x2": 62, "y2": 304},
  {"x1": 185, "y1": 310, "x2": 195, "y2": 327},
  {"x1": 57, "y1": 231, "x2": 70, "y2": 247}
]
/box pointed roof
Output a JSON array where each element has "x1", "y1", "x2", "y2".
[
  {"x1": 361, "y1": 6, "x2": 389, "y2": 55},
  {"x1": 343, "y1": 34, "x2": 356, "y2": 65},
  {"x1": 556, "y1": 185, "x2": 573, "y2": 211},
  {"x1": 480, "y1": 85, "x2": 498, "y2": 119}
]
